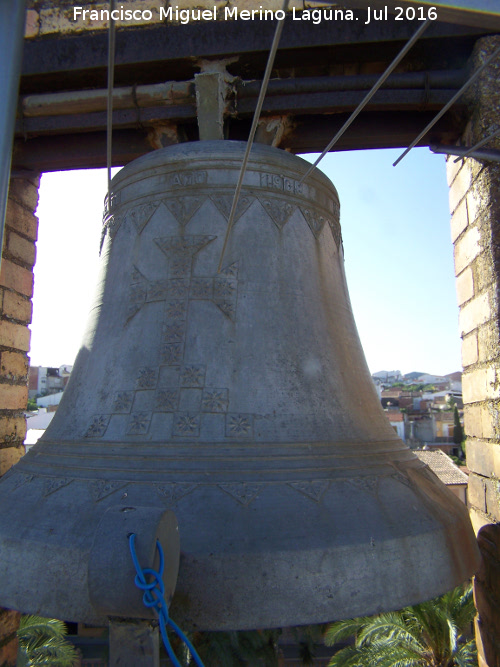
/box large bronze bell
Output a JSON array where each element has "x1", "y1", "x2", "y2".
[{"x1": 0, "y1": 141, "x2": 479, "y2": 630}]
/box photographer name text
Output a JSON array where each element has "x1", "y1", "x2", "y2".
[{"x1": 73, "y1": 5, "x2": 439, "y2": 25}]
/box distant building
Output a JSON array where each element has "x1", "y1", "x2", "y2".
[
  {"x1": 445, "y1": 371, "x2": 463, "y2": 392},
  {"x1": 372, "y1": 370, "x2": 402, "y2": 384},
  {"x1": 422, "y1": 390, "x2": 463, "y2": 410},
  {"x1": 413, "y1": 373, "x2": 449, "y2": 385},
  {"x1": 24, "y1": 408, "x2": 56, "y2": 452},
  {"x1": 413, "y1": 449, "x2": 468, "y2": 504},
  {"x1": 37, "y1": 391, "x2": 64, "y2": 408},
  {"x1": 403, "y1": 371, "x2": 425, "y2": 381},
  {"x1": 434, "y1": 410, "x2": 456, "y2": 439},
  {"x1": 386, "y1": 410, "x2": 405, "y2": 441},
  {"x1": 28, "y1": 365, "x2": 72, "y2": 399},
  {"x1": 407, "y1": 415, "x2": 435, "y2": 446},
  {"x1": 377, "y1": 370, "x2": 464, "y2": 452}
]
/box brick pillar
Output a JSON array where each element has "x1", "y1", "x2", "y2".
[
  {"x1": 448, "y1": 35, "x2": 500, "y2": 667},
  {"x1": 0, "y1": 171, "x2": 39, "y2": 666}
]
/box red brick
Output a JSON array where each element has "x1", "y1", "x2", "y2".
[
  {"x1": 468, "y1": 439, "x2": 500, "y2": 476},
  {"x1": 486, "y1": 478, "x2": 500, "y2": 522},
  {"x1": 2, "y1": 291, "x2": 31, "y2": 324},
  {"x1": 470, "y1": 506, "x2": 491, "y2": 535},
  {"x1": 0, "y1": 448, "x2": 23, "y2": 475},
  {"x1": 4, "y1": 199, "x2": 38, "y2": 242},
  {"x1": 0, "y1": 320, "x2": 30, "y2": 352},
  {"x1": 469, "y1": 473, "x2": 487, "y2": 512},
  {"x1": 0, "y1": 384, "x2": 27, "y2": 411},
  {"x1": 478, "y1": 322, "x2": 500, "y2": 364},
  {"x1": 456, "y1": 267, "x2": 474, "y2": 306},
  {"x1": 0, "y1": 417, "x2": 26, "y2": 444},
  {"x1": 0, "y1": 352, "x2": 28, "y2": 382},
  {"x1": 464, "y1": 404, "x2": 498, "y2": 439},
  {"x1": 467, "y1": 189, "x2": 480, "y2": 227},
  {"x1": 472, "y1": 253, "x2": 495, "y2": 295},
  {"x1": 460, "y1": 292, "x2": 492, "y2": 335},
  {"x1": 0, "y1": 260, "x2": 33, "y2": 298},
  {"x1": 446, "y1": 155, "x2": 465, "y2": 188},
  {"x1": 462, "y1": 332, "x2": 479, "y2": 367},
  {"x1": 450, "y1": 198, "x2": 469, "y2": 243},
  {"x1": 454, "y1": 225, "x2": 481, "y2": 276},
  {"x1": 449, "y1": 161, "x2": 472, "y2": 214},
  {"x1": 7, "y1": 178, "x2": 39, "y2": 211},
  {"x1": 6, "y1": 232, "x2": 35, "y2": 267},
  {"x1": 463, "y1": 367, "x2": 500, "y2": 404}
]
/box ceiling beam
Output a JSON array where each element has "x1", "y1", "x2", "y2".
[
  {"x1": 11, "y1": 109, "x2": 461, "y2": 172},
  {"x1": 20, "y1": 17, "x2": 489, "y2": 93}
]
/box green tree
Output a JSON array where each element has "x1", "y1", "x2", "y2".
[
  {"x1": 291, "y1": 624, "x2": 327, "y2": 665},
  {"x1": 17, "y1": 615, "x2": 78, "y2": 667},
  {"x1": 447, "y1": 396, "x2": 457, "y2": 410},
  {"x1": 324, "y1": 583, "x2": 476, "y2": 667},
  {"x1": 169, "y1": 626, "x2": 327, "y2": 666},
  {"x1": 169, "y1": 629, "x2": 281, "y2": 666}
]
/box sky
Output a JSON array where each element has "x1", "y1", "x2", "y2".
[{"x1": 30, "y1": 146, "x2": 461, "y2": 376}]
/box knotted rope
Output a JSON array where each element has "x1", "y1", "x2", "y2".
[{"x1": 129, "y1": 533, "x2": 205, "y2": 667}]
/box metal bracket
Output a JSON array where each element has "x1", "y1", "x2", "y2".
[{"x1": 88, "y1": 505, "x2": 180, "y2": 619}]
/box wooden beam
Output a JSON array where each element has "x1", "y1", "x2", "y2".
[
  {"x1": 20, "y1": 17, "x2": 489, "y2": 94},
  {"x1": 11, "y1": 110, "x2": 462, "y2": 172}
]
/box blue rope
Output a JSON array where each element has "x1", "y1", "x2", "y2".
[{"x1": 128, "y1": 533, "x2": 205, "y2": 667}]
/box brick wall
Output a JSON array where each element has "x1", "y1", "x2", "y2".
[
  {"x1": 0, "y1": 172, "x2": 39, "y2": 666},
  {"x1": 448, "y1": 35, "x2": 500, "y2": 667}
]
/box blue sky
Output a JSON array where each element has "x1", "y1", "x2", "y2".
[
  {"x1": 302, "y1": 148, "x2": 460, "y2": 376},
  {"x1": 30, "y1": 146, "x2": 461, "y2": 375}
]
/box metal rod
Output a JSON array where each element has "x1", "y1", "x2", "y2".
[
  {"x1": 0, "y1": 0, "x2": 27, "y2": 268},
  {"x1": 453, "y1": 127, "x2": 500, "y2": 162},
  {"x1": 22, "y1": 81, "x2": 194, "y2": 118},
  {"x1": 217, "y1": 0, "x2": 289, "y2": 273},
  {"x1": 20, "y1": 71, "x2": 465, "y2": 119},
  {"x1": 238, "y1": 70, "x2": 465, "y2": 98},
  {"x1": 394, "y1": 45, "x2": 500, "y2": 166},
  {"x1": 299, "y1": 18, "x2": 430, "y2": 184},
  {"x1": 430, "y1": 143, "x2": 500, "y2": 163},
  {"x1": 107, "y1": 0, "x2": 116, "y2": 198}
]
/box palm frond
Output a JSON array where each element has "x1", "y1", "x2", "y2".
[
  {"x1": 327, "y1": 645, "x2": 366, "y2": 666},
  {"x1": 447, "y1": 616, "x2": 459, "y2": 655},
  {"x1": 17, "y1": 615, "x2": 78, "y2": 667},
  {"x1": 357, "y1": 613, "x2": 422, "y2": 651},
  {"x1": 455, "y1": 639, "x2": 478, "y2": 667},
  {"x1": 324, "y1": 617, "x2": 373, "y2": 646},
  {"x1": 18, "y1": 615, "x2": 68, "y2": 640},
  {"x1": 325, "y1": 583, "x2": 477, "y2": 667},
  {"x1": 451, "y1": 584, "x2": 476, "y2": 631},
  {"x1": 328, "y1": 641, "x2": 425, "y2": 667}
]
